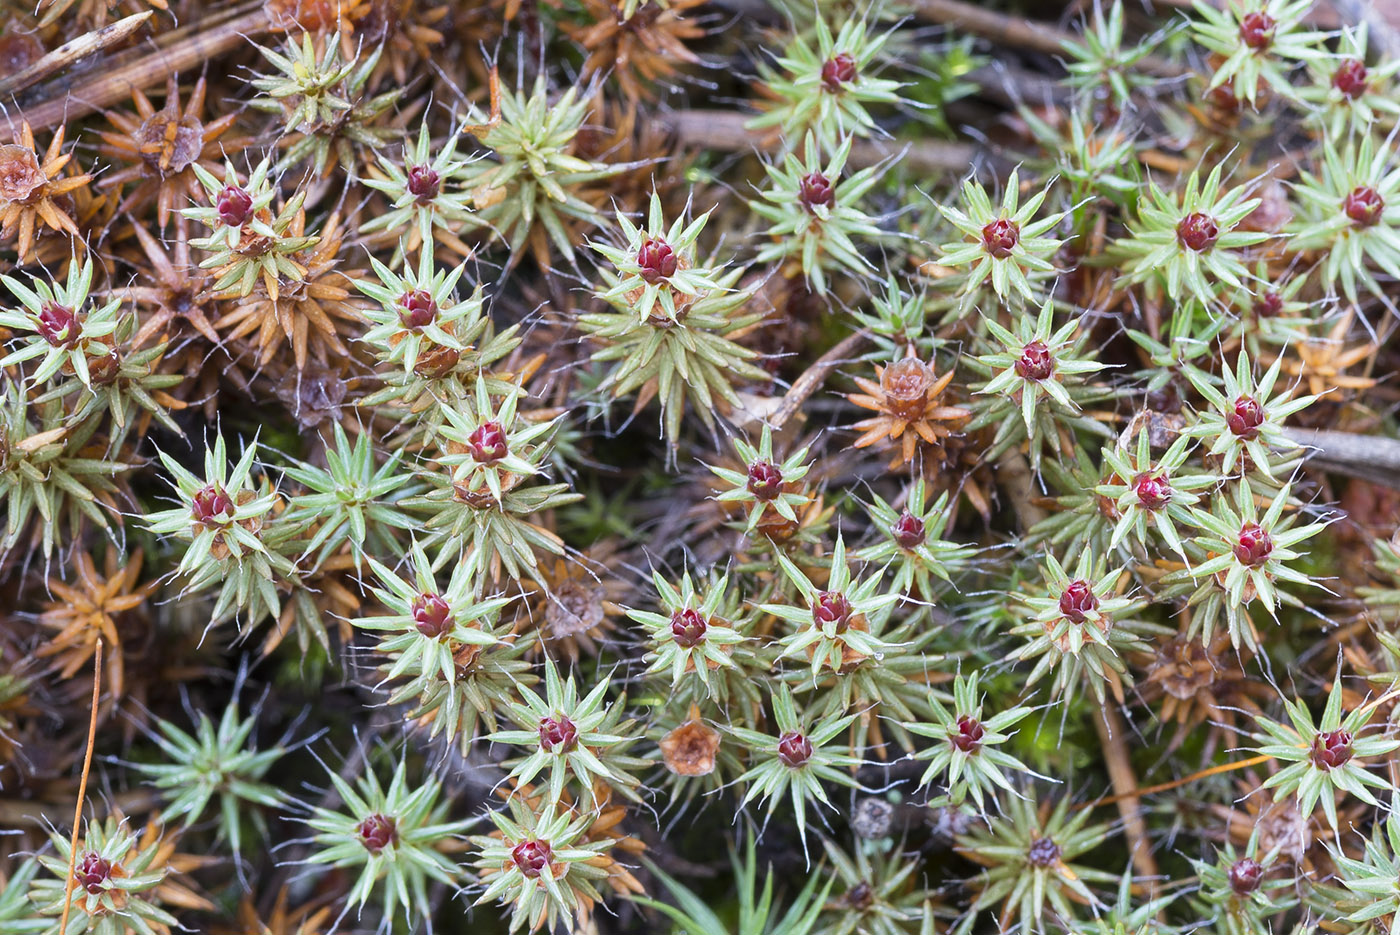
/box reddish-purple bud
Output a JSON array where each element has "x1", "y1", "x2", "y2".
[
  {"x1": 1310, "y1": 728, "x2": 1353, "y2": 770},
  {"x1": 746, "y1": 460, "x2": 784, "y2": 500},
  {"x1": 1344, "y1": 186, "x2": 1385, "y2": 228},
  {"x1": 397, "y1": 290, "x2": 437, "y2": 330},
  {"x1": 74, "y1": 852, "x2": 112, "y2": 895},
  {"x1": 1176, "y1": 212, "x2": 1220, "y2": 251},
  {"x1": 37, "y1": 301, "x2": 81, "y2": 348},
  {"x1": 1333, "y1": 59, "x2": 1369, "y2": 98},
  {"x1": 1027, "y1": 836, "x2": 1061, "y2": 867},
  {"x1": 1014, "y1": 340, "x2": 1054, "y2": 381},
  {"x1": 467, "y1": 421, "x2": 508, "y2": 464},
  {"x1": 1239, "y1": 11, "x2": 1275, "y2": 50},
  {"x1": 798, "y1": 172, "x2": 835, "y2": 212},
  {"x1": 892, "y1": 510, "x2": 926, "y2": 550},
  {"x1": 538, "y1": 715, "x2": 579, "y2": 753},
  {"x1": 1226, "y1": 395, "x2": 1265, "y2": 439},
  {"x1": 191, "y1": 484, "x2": 234, "y2": 526},
  {"x1": 357, "y1": 814, "x2": 397, "y2": 853},
  {"x1": 637, "y1": 237, "x2": 678, "y2": 284},
  {"x1": 777, "y1": 730, "x2": 813, "y2": 767},
  {"x1": 1058, "y1": 579, "x2": 1099, "y2": 624},
  {"x1": 820, "y1": 52, "x2": 858, "y2": 92},
  {"x1": 951, "y1": 715, "x2": 985, "y2": 753},
  {"x1": 1233, "y1": 521, "x2": 1274, "y2": 567},
  {"x1": 411, "y1": 592, "x2": 452, "y2": 638},
  {"x1": 813, "y1": 591, "x2": 852, "y2": 631},
  {"x1": 670, "y1": 608, "x2": 708, "y2": 648},
  {"x1": 407, "y1": 164, "x2": 441, "y2": 203},
  {"x1": 511, "y1": 839, "x2": 552, "y2": 878},
  {"x1": 1229, "y1": 857, "x2": 1264, "y2": 895},
  {"x1": 217, "y1": 184, "x2": 254, "y2": 227},
  {"x1": 981, "y1": 218, "x2": 1020, "y2": 259},
  {"x1": 1133, "y1": 472, "x2": 1171, "y2": 511},
  {"x1": 1254, "y1": 291, "x2": 1284, "y2": 318}
]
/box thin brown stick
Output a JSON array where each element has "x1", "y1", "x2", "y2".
[
  {"x1": 1093, "y1": 706, "x2": 1159, "y2": 879},
  {"x1": 58, "y1": 639, "x2": 103, "y2": 935},
  {"x1": 770, "y1": 329, "x2": 870, "y2": 430},
  {"x1": 1076, "y1": 753, "x2": 1274, "y2": 811},
  {"x1": 0, "y1": 12, "x2": 153, "y2": 98}
]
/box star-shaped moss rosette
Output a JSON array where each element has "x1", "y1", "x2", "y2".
[
  {"x1": 1060, "y1": 0, "x2": 1162, "y2": 111},
  {"x1": 1289, "y1": 134, "x2": 1400, "y2": 303},
  {"x1": 300, "y1": 757, "x2": 471, "y2": 930},
  {"x1": 953, "y1": 789, "x2": 1118, "y2": 935},
  {"x1": 937, "y1": 168, "x2": 1066, "y2": 305},
  {"x1": 488, "y1": 658, "x2": 645, "y2": 806},
  {"x1": 0, "y1": 256, "x2": 122, "y2": 388},
  {"x1": 1117, "y1": 164, "x2": 1267, "y2": 310},
  {"x1": 29, "y1": 815, "x2": 183, "y2": 935},
  {"x1": 1253, "y1": 665, "x2": 1400, "y2": 830},
  {"x1": 750, "y1": 133, "x2": 885, "y2": 294},
  {"x1": 1189, "y1": 839, "x2": 1296, "y2": 935},
  {"x1": 709, "y1": 423, "x2": 813, "y2": 534},
  {"x1": 1008, "y1": 550, "x2": 1163, "y2": 705},
  {"x1": 1175, "y1": 478, "x2": 1329, "y2": 650},
  {"x1": 904, "y1": 671, "x2": 1035, "y2": 811},
  {"x1": 437, "y1": 380, "x2": 561, "y2": 505},
  {"x1": 144, "y1": 433, "x2": 296, "y2": 630},
  {"x1": 1190, "y1": 0, "x2": 1326, "y2": 106},
  {"x1": 1096, "y1": 432, "x2": 1218, "y2": 557},
  {"x1": 746, "y1": 15, "x2": 903, "y2": 151},
  {"x1": 1181, "y1": 350, "x2": 1316, "y2": 479},
  {"x1": 471, "y1": 798, "x2": 614, "y2": 934},
  {"x1": 856, "y1": 484, "x2": 974, "y2": 599},
  {"x1": 355, "y1": 540, "x2": 510, "y2": 687},
  {"x1": 186, "y1": 158, "x2": 315, "y2": 299},
  {"x1": 763, "y1": 535, "x2": 900, "y2": 678},
  {"x1": 354, "y1": 245, "x2": 489, "y2": 378},
  {"x1": 1300, "y1": 25, "x2": 1400, "y2": 139},
  {"x1": 362, "y1": 118, "x2": 483, "y2": 258},
  {"x1": 727, "y1": 685, "x2": 861, "y2": 852},
  {"x1": 630, "y1": 569, "x2": 747, "y2": 698},
  {"x1": 966, "y1": 298, "x2": 1110, "y2": 466},
  {"x1": 589, "y1": 192, "x2": 728, "y2": 324},
  {"x1": 1330, "y1": 793, "x2": 1400, "y2": 926},
  {"x1": 817, "y1": 837, "x2": 949, "y2": 935}
]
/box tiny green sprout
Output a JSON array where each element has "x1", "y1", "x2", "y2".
[
  {"x1": 355, "y1": 247, "x2": 488, "y2": 379},
  {"x1": 1117, "y1": 163, "x2": 1268, "y2": 310},
  {"x1": 1009, "y1": 550, "x2": 1162, "y2": 705},
  {"x1": 488, "y1": 658, "x2": 645, "y2": 806},
  {"x1": 856, "y1": 484, "x2": 974, "y2": 599},
  {"x1": 1254, "y1": 664, "x2": 1400, "y2": 830},
  {"x1": 1190, "y1": 0, "x2": 1325, "y2": 106},
  {"x1": 727, "y1": 685, "x2": 861, "y2": 852},
  {"x1": 1190, "y1": 838, "x2": 1296, "y2": 935},
  {"x1": 953, "y1": 789, "x2": 1118, "y2": 935},
  {"x1": 1180, "y1": 478, "x2": 1329, "y2": 649},
  {"x1": 1097, "y1": 432, "x2": 1217, "y2": 556},
  {"x1": 0, "y1": 256, "x2": 122, "y2": 387},
  {"x1": 747, "y1": 15, "x2": 903, "y2": 151},
  {"x1": 471, "y1": 798, "x2": 613, "y2": 934},
  {"x1": 1181, "y1": 349, "x2": 1317, "y2": 478},
  {"x1": 131, "y1": 687, "x2": 285, "y2": 866},
  {"x1": 763, "y1": 535, "x2": 900, "y2": 678},
  {"x1": 937, "y1": 168, "x2": 1066, "y2": 305},
  {"x1": 302, "y1": 757, "x2": 471, "y2": 929},
  {"x1": 30, "y1": 815, "x2": 180, "y2": 935},
  {"x1": 1330, "y1": 792, "x2": 1400, "y2": 925},
  {"x1": 1290, "y1": 133, "x2": 1400, "y2": 303},
  {"x1": 750, "y1": 134, "x2": 885, "y2": 294},
  {"x1": 904, "y1": 671, "x2": 1034, "y2": 810},
  {"x1": 709, "y1": 424, "x2": 813, "y2": 534},
  {"x1": 630, "y1": 569, "x2": 747, "y2": 698},
  {"x1": 144, "y1": 433, "x2": 295, "y2": 629},
  {"x1": 1061, "y1": 0, "x2": 1163, "y2": 110},
  {"x1": 590, "y1": 192, "x2": 728, "y2": 324},
  {"x1": 850, "y1": 275, "x2": 928, "y2": 355},
  {"x1": 355, "y1": 539, "x2": 509, "y2": 687}
]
